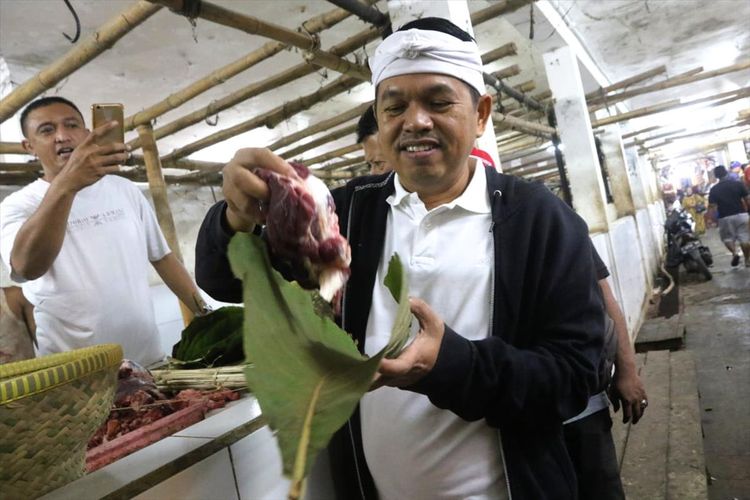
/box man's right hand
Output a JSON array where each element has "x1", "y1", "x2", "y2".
[
  {"x1": 222, "y1": 148, "x2": 297, "y2": 233},
  {"x1": 54, "y1": 121, "x2": 128, "y2": 193}
]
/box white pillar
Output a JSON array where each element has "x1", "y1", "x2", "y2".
[
  {"x1": 626, "y1": 149, "x2": 648, "y2": 211},
  {"x1": 543, "y1": 46, "x2": 609, "y2": 233},
  {"x1": 386, "y1": 0, "x2": 500, "y2": 169},
  {"x1": 599, "y1": 125, "x2": 635, "y2": 217},
  {"x1": 726, "y1": 140, "x2": 748, "y2": 163}
]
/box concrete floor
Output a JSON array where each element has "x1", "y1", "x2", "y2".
[{"x1": 678, "y1": 227, "x2": 750, "y2": 500}]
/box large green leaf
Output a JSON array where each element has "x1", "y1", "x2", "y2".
[
  {"x1": 171, "y1": 306, "x2": 244, "y2": 367},
  {"x1": 228, "y1": 233, "x2": 410, "y2": 497}
]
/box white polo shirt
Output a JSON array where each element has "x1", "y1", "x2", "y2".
[{"x1": 360, "y1": 163, "x2": 508, "y2": 500}]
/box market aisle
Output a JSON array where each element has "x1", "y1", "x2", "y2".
[{"x1": 679, "y1": 226, "x2": 750, "y2": 500}]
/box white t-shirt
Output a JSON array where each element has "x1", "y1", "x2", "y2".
[
  {"x1": 360, "y1": 163, "x2": 508, "y2": 500},
  {"x1": 0, "y1": 175, "x2": 170, "y2": 366}
]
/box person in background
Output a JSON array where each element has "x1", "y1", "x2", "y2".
[
  {"x1": 0, "y1": 96, "x2": 206, "y2": 366},
  {"x1": 564, "y1": 250, "x2": 648, "y2": 500},
  {"x1": 682, "y1": 185, "x2": 707, "y2": 234},
  {"x1": 728, "y1": 160, "x2": 742, "y2": 181},
  {"x1": 0, "y1": 260, "x2": 35, "y2": 364},
  {"x1": 355, "y1": 106, "x2": 391, "y2": 175},
  {"x1": 707, "y1": 165, "x2": 750, "y2": 267},
  {"x1": 196, "y1": 18, "x2": 604, "y2": 499}
]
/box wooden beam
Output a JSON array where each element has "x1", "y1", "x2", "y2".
[
  {"x1": 492, "y1": 65, "x2": 521, "y2": 80},
  {"x1": 585, "y1": 65, "x2": 667, "y2": 99},
  {"x1": 470, "y1": 0, "x2": 536, "y2": 24},
  {"x1": 147, "y1": 0, "x2": 370, "y2": 80},
  {"x1": 481, "y1": 43, "x2": 518, "y2": 65},
  {"x1": 164, "y1": 74, "x2": 362, "y2": 160},
  {"x1": 280, "y1": 123, "x2": 358, "y2": 160},
  {"x1": 124, "y1": 6, "x2": 353, "y2": 131},
  {"x1": 131, "y1": 27, "x2": 379, "y2": 149},
  {"x1": 136, "y1": 123, "x2": 193, "y2": 325},
  {"x1": 0, "y1": 1, "x2": 162, "y2": 123},
  {"x1": 592, "y1": 86, "x2": 750, "y2": 128},
  {"x1": 268, "y1": 102, "x2": 371, "y2": 151},
  {"x1": 302, "y1": 143, "x2": 361, "y2": 166},
  {"x1": 0, "y1": 142, "x2": 27, "y2": 155},
  {"x1": 588, "y1": 61, "x2": 750, "y2": 108},
  {"x1": 315, "y1": 154, "x2": 364, "y2": 172},
  {"x1": 621, "y1": 125, "x2": 662, "y2": 140},
  {"x1": 493, "y1": 112, "x2": 555, "y2": 137}
]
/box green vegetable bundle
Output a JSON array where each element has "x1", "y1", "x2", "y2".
[{"x1": 171, "y1": 306, "x2": 245, "y2": 368}]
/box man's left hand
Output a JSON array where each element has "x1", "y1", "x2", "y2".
[
  {"x1": 370, "y1": 298, "x2": 444, "y2": 390},
  {"x1": 610, "y1": 369, "x2": 648, "y2": 424}
]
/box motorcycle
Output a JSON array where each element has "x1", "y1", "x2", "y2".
[{"x1": 664, "y1": 208, "x2": 713, "y2": 280}]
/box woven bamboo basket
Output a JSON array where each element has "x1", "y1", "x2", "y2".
[{"x1": 0, "y1": 344, "x2": 122, "y2": 498}]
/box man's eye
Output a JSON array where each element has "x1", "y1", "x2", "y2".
[
  {"x1": 384, "y1": 104, "x2": 405, "y2": 114},
  {"x1": 432, "y1": 101, "x2": 452, "y2": 109},
  {"x1": 65, "y1": 122, "x2": 80, "y2": 129},
  {"x1": 38, "y1": 127, "x2": 53, "y2": 135}
]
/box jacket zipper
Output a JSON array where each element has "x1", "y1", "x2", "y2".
[
  {"x1": 491, "y1": 189, "x2": 512, "y2": 500},
  {"x1": 342, "y1": 188, "x2": 368, "y2": 500}
]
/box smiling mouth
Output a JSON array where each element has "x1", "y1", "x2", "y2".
[{"x1": 57, "y1": 147, "x2": 74, "y2": 157}]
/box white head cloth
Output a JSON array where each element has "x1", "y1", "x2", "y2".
[{"x1": 369, "y1": 28, "x2": 485, "y2": 95}]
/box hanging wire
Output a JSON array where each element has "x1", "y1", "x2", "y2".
[{"x1": 62, "y1": 0, "x2": 81, "y2": 43}]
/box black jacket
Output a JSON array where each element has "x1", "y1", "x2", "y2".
[{"x1": 195, "y1": 167, "x2": 604, "y2": 499}]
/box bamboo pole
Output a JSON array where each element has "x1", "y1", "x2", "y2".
[
  {"x1": 303, "y1": 143, "x2": 361, "y2": 166},
  {"x1": 140, "y1": 0, "x2": 503, "y2": 150},
  {"x1": 136, "y1": 123, "x2": 193, "y2": 325},
  {"x1": 500, "y1": 143, "x2": 552, "y2": 162},
  {"x1": 625, "y1": 128, "x2": 687, "y2": 147},
  {"x1": 125, "y1": 7, "x2": 353, "y2": 131},
  {"x1": 656, "y1": 122, "x2": 750, "y2": 144},
  {"x1": 0, "y1": 142, "x2": 27, "y2": 155},
  {"x1": 621, "y1": 125, "x2": 661, "y2": 140},
  {"x1": 591, "y1": 66, "x2": 705, "y2": 110},
  {"x1": 0, "y1": 162, "x2": 42, "y2": 172},
  {"x1": 269, "y1": 102, "x2": 371, "y2": 151},
  {"x1": 592, "y1": 86, "x2": 750, "y2": 128},
  {"x1": 470, "y1": 0, "x2": 536, "y2": 24},
  {"x1": 587, "y1": 61, "x2": 750, "y2": 108},
  {"x1": 131, "y1": 28, "x2": 379, "y2": 149},
  {"x1": 314, "y1": 155, "x2": 364, "y2": 172},
  {"x1": 505, "y1": 157, "x2": 557, "y2": 174},
  {"x1": 280, "y1": 123, "x2": 358, "y2": 159},
  {"x1": 585, "y1": 65, "x2": 667, "y2": 98},
  {"x1": 481, "y1": 43, "x2": 518, "y2": 65},
  {"x1": 493, "y1": 65, "x2": 522, "y2": 80},
  {"x1": 325, "y1": 0, "x2": 389, "y2": 27},
  {"x1": 0, "y1": 1, "x2": 162, "y2": 123},
  {"x1": 165, "y1": 74, "x2": 362, "y2": 160},
  {"x1": 493, "y1": 112, "x2": 554, "y2": 137},
  {"x1": 147, "y1": 0, "x2": 370, "y2": 80}
]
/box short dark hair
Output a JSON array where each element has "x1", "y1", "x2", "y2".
[
  {"x1": 20, "y1": 96, "x2": 84, "y2": 137},
  {"x1": 713, "y1": 165, "x2": 727, "y2": 179},
  {"x1": 356, "y1": 106, "x2": 378, "y2": 143},
  {"x1": 382, "y1": 17, "x2": 481, "y2": 106}
]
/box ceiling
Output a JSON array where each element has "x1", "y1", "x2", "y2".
[{"x1": 0, "y1": 0, "x2": 749, "y2": 177}]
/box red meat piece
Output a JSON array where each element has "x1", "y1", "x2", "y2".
[{"x1": 255, "y1": 161, "x2": 351, "y2": 302}]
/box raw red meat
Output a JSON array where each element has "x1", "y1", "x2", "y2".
[
  {"x1": 88, "y1": 360, "x2": 243, "y2": 450},
  {"x1": 255, "y1": 161, "x2": 351, "y2": 302}
]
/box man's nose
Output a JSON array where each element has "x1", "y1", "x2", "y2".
[
  {"x1": 403, "y1": 104, "x2": 433, "y2": 132},
  {"x1": 54, "y1": 128, "x2": 71, "y2": 143}
]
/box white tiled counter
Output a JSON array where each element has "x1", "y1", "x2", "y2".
[{"x1": 41, "y1": 396, "x2": 336, "y2": 500}]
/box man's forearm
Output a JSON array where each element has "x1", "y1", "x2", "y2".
[
  {"x1": 152, "y1": 252, "x2": 205, "y2": 313},
  {"x1": 599, "y1": 279, "x2": 636, "y2": 375},
  {"x1": 11, "y1": 184, "x2": 76, "y2": 280}
]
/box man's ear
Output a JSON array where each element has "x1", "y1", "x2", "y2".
[
  {"x1": 475, "y1": 94, "x2": 493, "y2": 137},
  {"x1": 21, "y1": 139, "x2": 34, "y2": 156}
]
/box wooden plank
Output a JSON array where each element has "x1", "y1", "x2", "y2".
[
  {"x1": 668, "y1": 351, "x2": 708, "y2": 499},
  {"x1": 635, "y1": 315, "x2": 685, "y2": 353},
  {"x1": 620, "y1": 350, "x2": 670, "y2": 499}
]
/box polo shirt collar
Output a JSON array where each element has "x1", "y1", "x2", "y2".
[{"x1": 388, "y1": 159, "x2": 490, "y2": 214}]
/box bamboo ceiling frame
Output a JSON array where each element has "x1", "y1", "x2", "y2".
[{"x1": 147, "y1": 2, "x2": 530, "y2": 163}]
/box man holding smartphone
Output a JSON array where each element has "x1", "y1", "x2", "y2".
[{"x1": 0, "y1": 96, "x2": 204, "y2": 366}]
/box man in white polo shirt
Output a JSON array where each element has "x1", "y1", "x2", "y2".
[
  {"x1": 0, "y1": 97, "x2": 206, "y2": 366},
  {"x1": 195, "y1": 17, "x2": 604, "y2": 499}
]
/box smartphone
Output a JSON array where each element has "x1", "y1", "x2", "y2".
[{"x1": 91, "y1": 103, "x2": 125, "y2": 146}]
